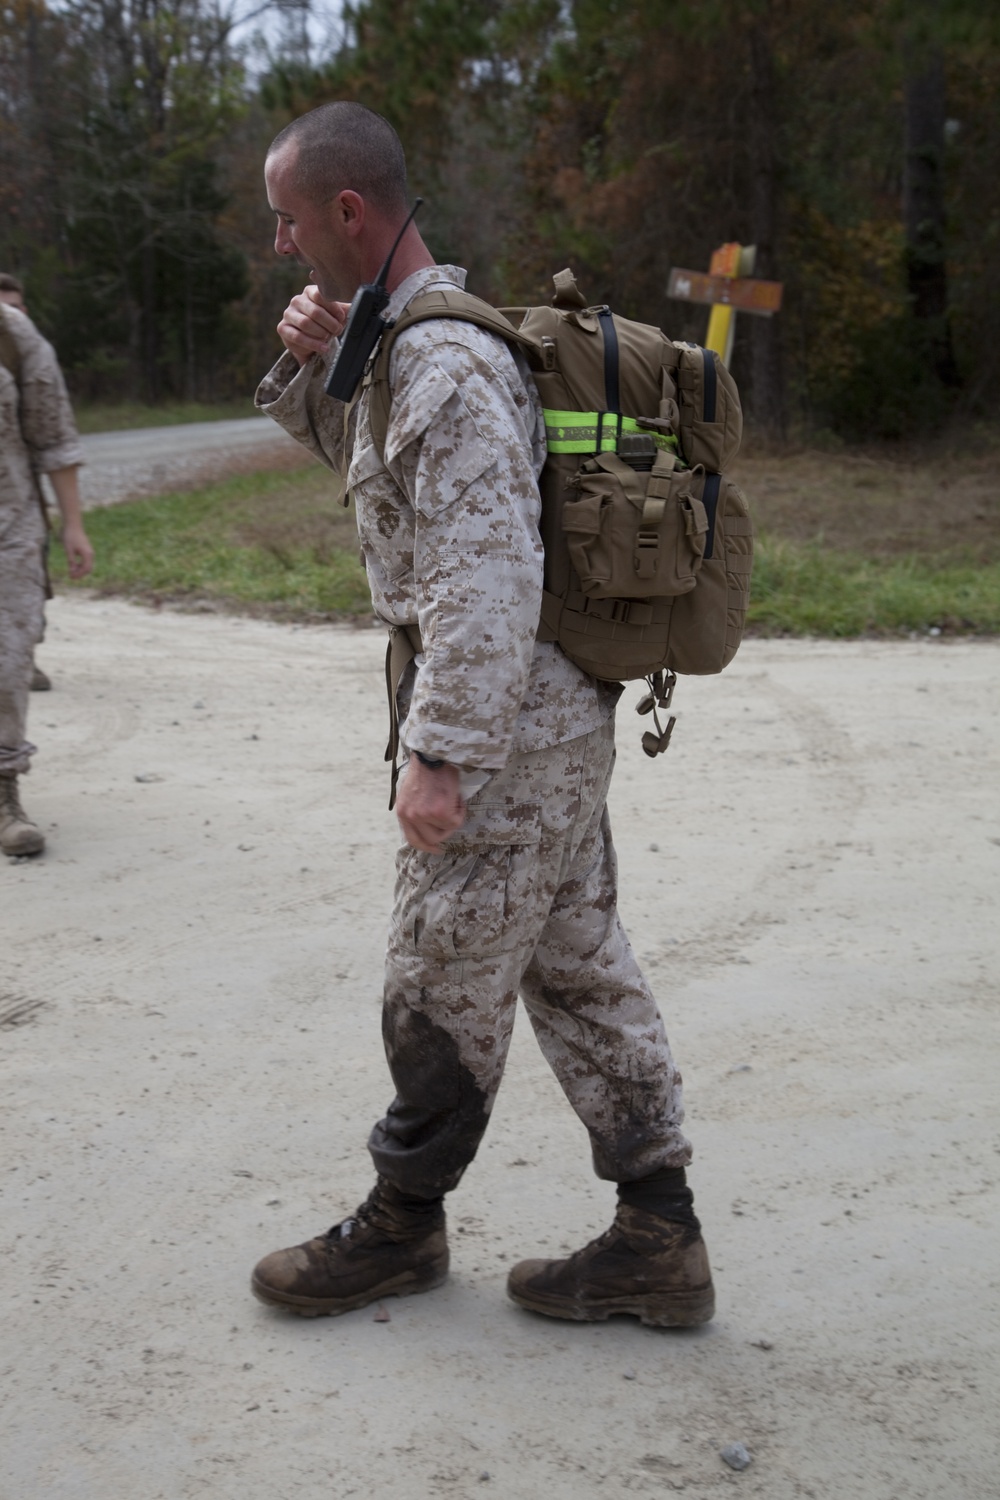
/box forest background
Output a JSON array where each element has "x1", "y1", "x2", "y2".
[{"x1": 1, "y1": 0, "x2": 998, "y2": 444}]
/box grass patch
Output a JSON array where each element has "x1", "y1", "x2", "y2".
[
  {"x1": 52, "y1": 445, "x2": 1000, "y2": 635},
  {"x1": 74, "y1": 399, "x2": 257, "y2": 434},
  {"x1": 52, "y1": 465, "x2": 371, "y2": 619},
  {"x1": 748, "y1": 535, "x2": 1000, "y2": 636}
]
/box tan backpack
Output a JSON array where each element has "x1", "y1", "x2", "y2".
[{"x1": 363, "y1": 269, "x2": 753, "y2": 756}]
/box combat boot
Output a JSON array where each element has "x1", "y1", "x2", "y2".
[
  {"x1": 0, "y1": 775, "x2": 45, "y2": 857},
  {"x1": 507, "y1": 1203, "x2": 715, "y2": 1328},
  {"x1": 251, "y1": 1177, "x2": 448, "y2": 1317}
]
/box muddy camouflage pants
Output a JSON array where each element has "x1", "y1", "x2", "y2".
[
  {"x1": 369, "y1": 716, "x2": 692, "y2": 1199},
  {"x1": 0, "y1": 536, "x2": 45, "y2": 776}
]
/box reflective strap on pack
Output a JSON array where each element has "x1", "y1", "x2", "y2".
[{"x1": 543, "y1": 410, "x2": 680, "y2": 455}]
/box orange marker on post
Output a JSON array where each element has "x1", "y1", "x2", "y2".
[
  {"x1": 668, "y1": 245, "x2": 780, "y2": 371},
  {"x1": 705, "y1": 243, "x2": 755, "y2": 367}
]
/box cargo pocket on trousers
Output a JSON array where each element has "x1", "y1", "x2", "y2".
[{"x1": 411, "y1": 801, "x2": 542, "y2": 962}]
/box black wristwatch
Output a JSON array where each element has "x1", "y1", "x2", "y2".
[{"x1": 414, "y1": 750, "x2": 446, "y2": 770}]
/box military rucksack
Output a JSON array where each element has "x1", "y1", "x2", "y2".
[{"x1": 362, "y1": 269, "x2": 753, "y2": 757}]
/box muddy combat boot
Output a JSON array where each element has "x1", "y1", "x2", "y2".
[
  {"x1": 507, "y1": 1203, "x2": 715, "y2": 1328},
  {"x1": 251, "y1": 1178, "x2": 448, "y2": 1317},
  {"x1": 0, "y1": 775, "x2": 45, "y2": 857}
]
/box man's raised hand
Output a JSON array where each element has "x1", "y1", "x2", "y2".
[{"x1": 278, "y1": 285, "x2": 350, "y2": 366}]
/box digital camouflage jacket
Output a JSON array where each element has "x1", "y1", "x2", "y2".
[{"x1": 256, "y1": 265, "x2": 618, "y2": 772}]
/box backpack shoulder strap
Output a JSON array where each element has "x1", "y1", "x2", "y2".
[
  {"x1": 364, "y1": 288, "x2": 536, "y2": 461},
  {"x1": 0, "y1": 304, "x2": 23, "y2": 386}
]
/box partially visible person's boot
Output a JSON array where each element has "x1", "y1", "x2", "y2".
[
  {"x1": 30, "y1": 664, "x2": 51, "y2": 691},
  {"x1": 507, "y1": 1203, "x2": 715, "y2": 1328},
  {"x1": 251, "y1": 1177, "x2": 448, "y2": 1317},
  {"x1": 0, "y1": 774, "x2": 45, "y2": 857}
]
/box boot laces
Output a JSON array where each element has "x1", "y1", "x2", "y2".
[
  {"x1": 0, "y1": 778, "x2": 25, "y2": 818},
  {"x1": 325, "y1": 1185, "x2": 381, "y2": 1244},
  {"x1": 564, "y1": 1223, "x2": 620, "y2": 1265}
]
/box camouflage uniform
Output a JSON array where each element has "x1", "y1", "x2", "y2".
[
  {"x1": 0, "y1": 306, "x2": 82, "y2": 775},
  {"x1": 257, "y1": 265, "x2": 692, "y2": 1198}
]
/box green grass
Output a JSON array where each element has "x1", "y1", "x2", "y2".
[
  {"x1": 74, "y1": 399, "x2": 258, "y2": 434},
  {"x1": 52, "y1": 465, "x2": 1000, "y2": 635},
  {"x1": 748, "y1": 534, "x2": 1000, "y2": 636},
  {"x1": 52, "y1": 466, "x2": 371, "y2": 619}
]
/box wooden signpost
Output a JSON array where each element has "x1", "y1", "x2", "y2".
[{"x1": 668, "y1": 242, "x2": 783, "y2": 367}]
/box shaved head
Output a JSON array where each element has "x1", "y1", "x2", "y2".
[{"x1": 268, "y1": 102, "x2": 409, "y2": 217}]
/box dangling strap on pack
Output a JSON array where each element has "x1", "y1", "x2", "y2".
[{"x1": 636, "y1": 669, "x2": 678, "y2": 757}]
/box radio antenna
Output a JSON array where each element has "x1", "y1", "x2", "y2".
[
  {"x1": 375, "y1": 197, "x2": 424, "y2": 289},
  {"x1": 325, "y1": 197, "x2": 426, "y2": 404}
]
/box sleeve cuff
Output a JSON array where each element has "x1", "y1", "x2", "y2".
[
  {"x1": 255, "y1": 346, "x2": 335, "y2": 415},
  {"x1": 36, "y1": 442, "x2": 85, "y2": 473}
]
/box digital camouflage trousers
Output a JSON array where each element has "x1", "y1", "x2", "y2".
[
  {"x1": 0, "y1": 538, "x2": 45, "y2": 776},
  {"x1": 368, "y1": 716, "x2": 692, "y2": 1199}
]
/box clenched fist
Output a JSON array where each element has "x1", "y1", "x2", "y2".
[{"x1": 278, "y1": 285, "x2": 350, "y2": 366}]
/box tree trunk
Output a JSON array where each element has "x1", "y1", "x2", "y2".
[
  {"x1": 141, "y1": 201, "x2": 159, "y2": 402},
  {"x1": 746, "y1": 19, "x2": 787, "y2": 440},
  {"x1": 903, "y1": 43, "x2": 960, "y2": 387}
]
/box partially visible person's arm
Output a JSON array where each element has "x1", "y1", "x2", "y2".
[
  {"x1": 47, "y1": 466, "x2": 93, "y2": 579},
  {"x1": 5, "y1": 305, "x2": 91, "y2": 579}
]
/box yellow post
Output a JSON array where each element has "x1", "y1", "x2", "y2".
[{"x1": 705, "y1": 243, "x2": 757, "y2": 367}]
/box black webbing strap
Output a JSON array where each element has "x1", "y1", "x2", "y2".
[
  {"x1": 702, "y1": 472, "x2": 721, "y2": 560},
  {"x1": 700, "y1": 346, "x2": 717, "y2": 423},
  {"x1": 598, "y1": 306, "x2": 621, "y2": 417}
]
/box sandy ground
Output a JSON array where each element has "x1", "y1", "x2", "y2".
[
  {"x1": 75, "y1": 418, "x2": 305, "y2": 508},
  {"x1": 2, "y1": 597, "x2": 998, "y2": 1500}
]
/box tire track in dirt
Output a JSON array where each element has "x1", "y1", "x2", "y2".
[{"x1": 643, "y1": 668, "x2": 868, "y2": 979}]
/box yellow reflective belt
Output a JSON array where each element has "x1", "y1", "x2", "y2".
[{"x1": 543, "y1": 410, "x2": 679, "y2": 455}]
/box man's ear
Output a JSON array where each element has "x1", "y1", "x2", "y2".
[{"x1": 336, "y1": 190, "x2": 365, "y2": 237}]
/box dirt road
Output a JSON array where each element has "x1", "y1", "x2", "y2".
[
  {"x1": 76, "y1": 417, "x2": 305, "y2": 508},
  {"x1": 2, "y1": 597, "x2": 998, "y2": 1499}
]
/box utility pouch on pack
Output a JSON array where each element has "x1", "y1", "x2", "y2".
[
  {"x1": 354, "y1": 268, "x2": 753, "y2": 760},
  {"x1": 563, "y1": 450, "x2": 708, "y2": 600}
]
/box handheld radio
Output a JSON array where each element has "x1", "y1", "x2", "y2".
[{"x1": 324, "y1": 197, "x2": 424, "y2": 404}]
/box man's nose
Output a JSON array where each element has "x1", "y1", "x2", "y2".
[{"x1": 274, "y1": 222, "x2": 293, "y2": 256}]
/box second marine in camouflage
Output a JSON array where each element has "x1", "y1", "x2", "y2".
[
  {"x1": 0, "y1": 289, "x2": 94, "y2": 857},
  {"x1": 251, "y1": 101, "x2": 714, "y2": 1328}
]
